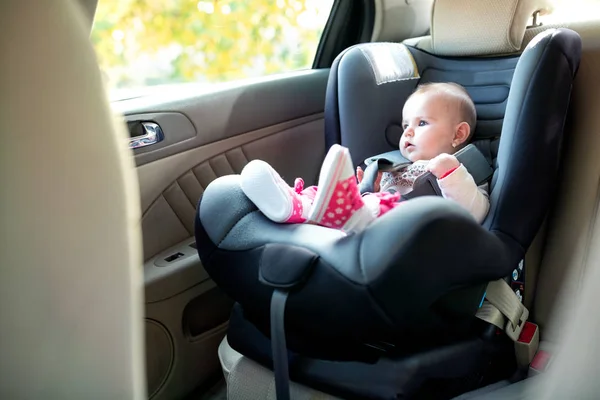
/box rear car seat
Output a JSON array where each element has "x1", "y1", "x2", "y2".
[{"x1": 195, "y1": 0, "x2": 581, "y2": 398}]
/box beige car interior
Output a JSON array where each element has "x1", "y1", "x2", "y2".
[{"x1": 3, "y1": 0, "x2": 600, "y2": 398}]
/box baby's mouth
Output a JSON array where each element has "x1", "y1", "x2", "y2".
[{"x1": 404, "y1": 142, "x2": 414, "y2": 150}]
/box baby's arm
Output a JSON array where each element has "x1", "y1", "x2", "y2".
[
  {"x1": 437, "y1": 165, "x2": 490, "y2": 223},
  {"x1": 428, "y1": 154, "x2": 490, "y2": 223}
]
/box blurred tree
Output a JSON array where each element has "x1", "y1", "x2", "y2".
[{"x1": 91, "y1": 0, "x2": 332, "y2": 90}]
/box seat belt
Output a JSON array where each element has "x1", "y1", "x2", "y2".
[
  {"x1": 475, "y1": 278, "x2": 539, "y2": 368},
  {"x1": 481, "y1": 279, "x2": 529, "y2": 341}
]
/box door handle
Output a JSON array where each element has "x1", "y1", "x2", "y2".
[{"x1": 128, "y1": 122, "x2": 164, "y2": 149}]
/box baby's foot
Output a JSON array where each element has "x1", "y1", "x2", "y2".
[
  {"x1": 308, "y1": 144, "x2": 376, "y2": 233},
  {"x1": 240, "y1": 160, "x2": 312, "y2": 223}
]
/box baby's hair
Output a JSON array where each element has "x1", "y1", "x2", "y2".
[{"x1": 411, "y1": 82, "x2": 477, "y2": 139}]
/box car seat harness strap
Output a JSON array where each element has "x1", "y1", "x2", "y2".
[
  {"x1": 476, "y1": 278, "x2": 539, "y2": 367},
  {"x1": 359, "y1": 143, "x2": 494, "y2": 196},
  {"x1": 258, "y1": 243, "x2": 319, "y2": 400},
  {"x1": 270, "y1": 290, "x2": 291, "y2": 400}
]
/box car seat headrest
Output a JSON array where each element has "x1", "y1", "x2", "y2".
[
  {"x1": 372, "y1": 0, "x2": 433, "y2": 43},
  {"x1": 423, "y1": 0, "x2": 553, "y2": 56}
]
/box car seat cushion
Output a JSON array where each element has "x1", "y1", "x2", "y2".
[{"x1": 197, "y1": 175, "x2": 514, "y2": 345}]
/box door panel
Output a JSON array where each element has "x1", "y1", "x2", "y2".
[
  {"x1": 116, "y1": 70, "x2": 329, "y2": 166},
  {"x1": 114, "y1": 70, "x2": 329, "y2": 399},
  {"x1": 138, "y1": 114, "x2": 325, "y2": 260}
]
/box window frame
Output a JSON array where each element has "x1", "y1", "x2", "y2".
[{"x1": 312, "y1": 0, "x2": 376, "y2": 69}]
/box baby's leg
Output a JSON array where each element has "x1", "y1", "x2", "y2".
[
  {"x1": 307, "y1": 144, "x2": 378, "y2": 233},
  {"x1": 240, "y1": 160, "x2": 314, "y2": 223},
  {"x1": 240, "y1": 145, "x2": 399, "y2": 231}
]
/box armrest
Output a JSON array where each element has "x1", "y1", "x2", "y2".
[{"x1": 144, "y1": 237, "x2": 210, "y2": 302}]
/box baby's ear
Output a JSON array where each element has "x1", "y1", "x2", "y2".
[{"x1": 453, "y1": 122, "x2": 471, "y2": 146}]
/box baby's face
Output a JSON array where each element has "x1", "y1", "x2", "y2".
[{"x1": 400, "y1": 91, "x2": 460, "y2": 162}]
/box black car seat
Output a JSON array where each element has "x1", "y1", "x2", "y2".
[{"x1": 195, "y1": 0, "x2": 582, "y2": 398}]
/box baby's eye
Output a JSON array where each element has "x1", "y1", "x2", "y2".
[
  {"x1": 402, "y1": 124, "x2": 408, "y2": 130},
  {"x1": 418, "y1": 120, "x2": 428, "y2": 126}
]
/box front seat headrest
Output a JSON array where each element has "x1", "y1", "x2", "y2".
[{"x1": 421, "y1": 0, "x2": 553, "y2": 56}]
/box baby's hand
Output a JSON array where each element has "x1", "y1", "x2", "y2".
[
  {"x1": 427, "y1": 154, "x2": 460, "y2": 179},
  {"x1": 356, "y1": 166, "x2": 383, "y2": 192}
]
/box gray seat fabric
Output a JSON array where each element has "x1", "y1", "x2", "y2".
[
  {"x1": 326, "y1": 31, "x2": 581, "y2": 256},
  {"x1": 326, "y1": 44, "x2": 518, "y2": 167}
]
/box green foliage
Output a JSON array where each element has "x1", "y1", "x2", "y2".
[{"x1": 91, "y1": 0, "x2": 333, "y2": 91}]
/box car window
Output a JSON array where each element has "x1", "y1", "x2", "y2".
[
  {"x1": 542, "y1": 0, "x2": 600, "y2": 23},
  {"x1": 91, "y1": 0, "x2": 335, "y2": 100}
]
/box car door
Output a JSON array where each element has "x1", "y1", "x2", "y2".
[{"x1": 91, "y1": 1, "x2": 374, "y2": 398}]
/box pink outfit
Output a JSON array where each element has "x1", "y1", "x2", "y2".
[
  {"x1": 273, "y1": 164, "x2": 488, "y2": 227},
  {"x1": 240, "y1": 145, "x2": 489, "y2": 234},
  {"x1": 285, "y1": 178, "x2": 315, "y2": 223},
  {"x1": 293, "y1": 177, "x2": 401, "y2": 227}
]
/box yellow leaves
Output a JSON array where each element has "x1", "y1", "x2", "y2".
[{"x1": 92, "y1": 0, "x2": 335, "y2": 90}]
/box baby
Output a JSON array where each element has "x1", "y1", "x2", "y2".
[{"x1": 240, "y1": 82, "x2": 490, "y2": 233}]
